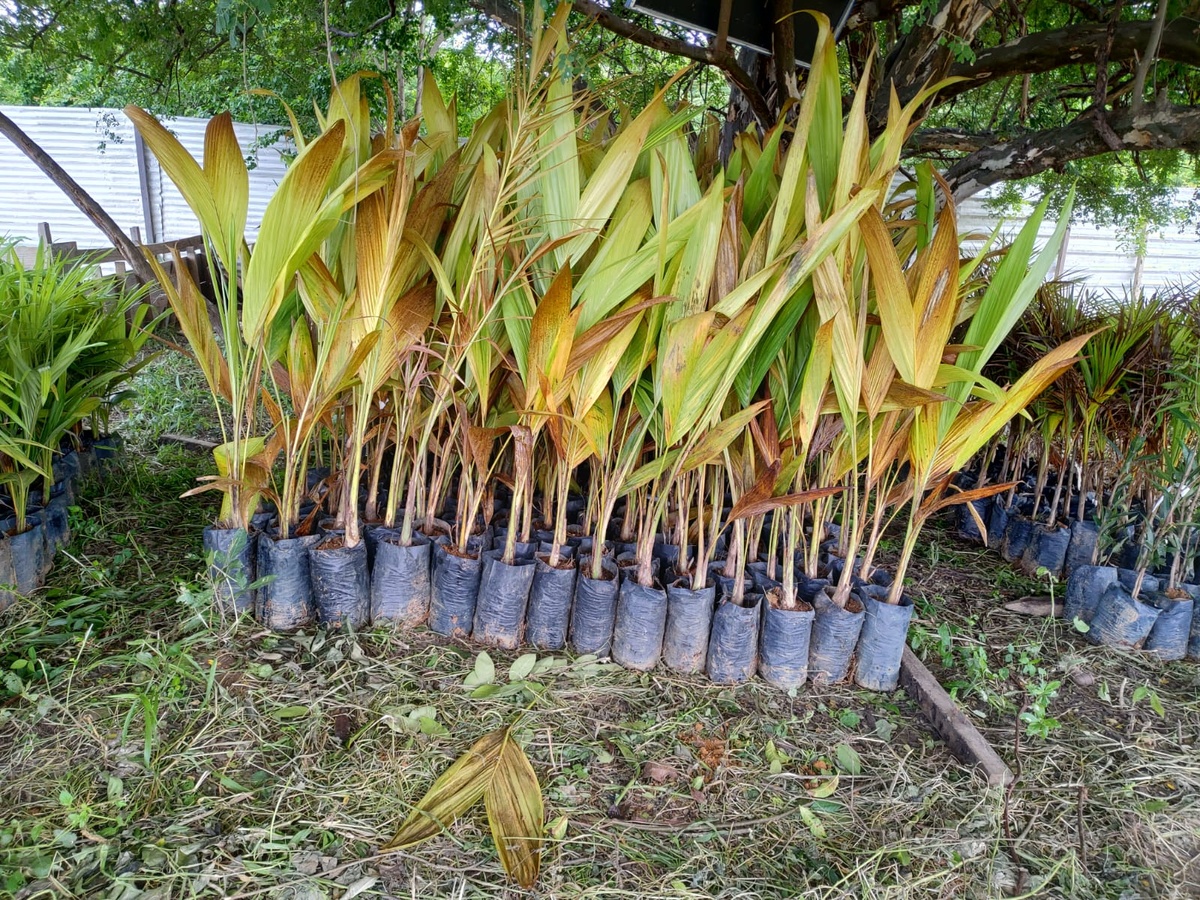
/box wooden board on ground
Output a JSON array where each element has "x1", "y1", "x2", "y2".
[
  {"x1": 899, "y1": 646, "x2": 1014, "y2": 787},
  {"x1": 160, "y1": 433, "x2": 218, "y2": 450}
]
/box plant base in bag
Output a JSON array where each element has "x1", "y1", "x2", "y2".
[
  {"x1": 1087, "y1": 582, "x2": 1160, "y2": 649},
  {"x1": 1019, "y1": 524, "x2": 1070, "y2": 579},
  {"x1": 8, "y1": 521, "x2": 45, "y2": 595},
  {"x1": 257, "y1": 531, "x2": 321, "y2": 631},
  {"x1": 1062, "y1": 520, "x2": 1099, "y2": 578},
  {"x1": 1143, "y1": 592, "x2": 1194, "y2": 661},
  {"x1": 808, "y1": 589, "x2": 864, "y2": 685},
  {"x1": 706, "y1": 593, "x2": 761, "y2": 684},
  {"x1": 1064, "y1": 565, "x2": 1117, "y2": 625},
  {"x1": 309, "y1": 539, "x2": 370, "y2": 630},
  {"x1": 203, "y1": 526, "x2": 256, "y2": 615},
  {"x1": 759, "y1": 589, "x2": 814, "y2": 689},
  {"x1": 853, "y1": 586, "x2": 913, "y2": 692},
  {"x1": 428, "y1": 541, "x2": 482, "y2": 637},
  {"x1": 371, "y1": 533, "x2": 432, "y2": 627},
  {"x1": 571, "y1": 555, "x2": 619, "y2": 655},
  {"x1": 473, "y1": 551, "x2": 535, "y2": 649},
  {"x1": 526, "y1": 554, "x2": 576, "y2": 650},
  {"x1": 612, "y1": 578, "x2": 667, "y2": 670},
  {"x1": 663, "y1": 578, "x2": 715, "y2": 674}
]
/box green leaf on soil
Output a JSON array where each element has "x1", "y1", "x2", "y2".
[
  {"x1": 464, "y1": 651, "x2": 496, "y2": 687},
  {"x1": 835, "y1": 742, "x2": 862, "y2": 775},
  {"x1": 509, "y1": 653, "x2": 537, "y2": 681}
]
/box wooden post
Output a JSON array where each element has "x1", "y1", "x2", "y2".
[{"x1": 36, "y1": 222, "x2": 52, "y2": 245}]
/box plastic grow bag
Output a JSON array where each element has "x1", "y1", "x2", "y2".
[
  {"x1": 662, "y1": 578, "x2": 716, "y2": 674},
  {"x1": 956, "y1": 498, "x2": 991, "y2": 543},
  {"x1": 1063, "y1": 565, "x2": 1117, "y2": 625},
  {"x1": 203, "y1": 526, "x2": 256, "y2": 615},
  {"x1": 1143, "y1": 593, "x2": 1194, "y2": 661},
  {"x1": 1019, "y1": 524, "x2": 1070, "y2": 578},
  {"x1": 256, "y1": 531, "x2": 321, "y2": 631},
  {"x1": 1087, "y1": 582, "x2": 1161, "y2": 649},
  {"x1": 0, "y1": 536, "x2": 16, "y2": 611},
  {"x1": 612, "y1": 577, "x2": 668, "y2": 670},
  {"x1": 985, "y1": 500, "x2": 1010, "y2": 551},
  {"x1": 1063, "y1": 520, "x2": 1099, "y2": 577},
  {"x1": 570, "y1": 555, "x2": 619, "y2": 655},
  {"x1": 808, "y1": 588, "x2": 865, "y2": 685},
  {"x1": 309, "y1": 539, "x2": 370, "y2": 630},
  {"x1": 758, "y1": 591, "x2": 814, "y2": 689},
  {"x1": 706, "y1": 592, "x2": 762, "y2": 684},
  {"x1": 370, "y1": 532, "x2": 432, "y2": 627},
  {"x1": 1001, "y1": 515, "x2": 1035, "y2": 564},
  {"x1": 473, "y1": 550, "x2": 536, "y2": 649},
  {"x1": 525, "y1": 554, "x2": 576, "y2": 650},
  {"x1": 853, "y1": 585, "x2": 913, "y2": 692},
  {"x1": 428, "y1": 541, "x2": 483, "y2": 637},
  {"x1": 1185, "y1": 584, "x2": 1200, "y2": 661}
]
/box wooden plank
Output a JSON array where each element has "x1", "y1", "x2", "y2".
[
  {"x1": 159, "y1": 433, "x2": 219, "y2": 451},
  {"x1": 899, "y1": 646, "x2": 1014, "y2": 786}
]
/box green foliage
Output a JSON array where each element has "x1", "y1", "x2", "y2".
[{"x1": 0, "y1": 247, "x2": 157, "y2": 530}]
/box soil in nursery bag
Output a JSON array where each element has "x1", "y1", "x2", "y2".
[
  {"x1": 473, "y1": 550, "x2": 536, "y2": 649},
  {"x1": 985, "y1": 501, "x2": 1010, "y2": 551},
  {"x1": 1019, "y1": 523, "x2": 1071, "y2": 578},
  {"x1": 1063, "y1": 520, "x2": 1099, "y2": 577},
  {"x1": 256, "y1": 530, "x2": 322, "y2": 631},
  {"x1": 1001, "y1": 515, "x2": 1035, "y2": 564},
  {"x1": 706, "y1": 592, "x2": 762, "y2": 684},
  {"x1": 707, "y1": 560, "x2": 751, "y2": 601},
  {"x1": 612, "y1": 577, "x2": 668, "y2": 671},
  {"x1": 808, "y1": 589, "x2": 865, "y2": 685},
  {"x1": 492, "y1": 530, "x2": 538, "y2": 562},
  {"x1": 1087, "y1": 582, "x2": 1161, "y2": 649},
  {"x1": 428, "y1": 541, "x2": 483, "y2": 637},
  {"x1": 853, "y1": 585, "x2": 913, "y2": 692},
  {"x1": 0, "y1": 536, "x2": 16, "y2": 611},
  {"x1": 1064, "y1": 565, "x2": 1118, "y2": 625},
  {"x1": 571, "y1": 555, "x2": 619, "y2": 656},
  {"x1": 758, "y1": 588, "x2": 814, "y2": 690},
  {"x1": 370, "y1": 533, "x2": 432, "y2": 627},
  {"x1": 309, "y1": 537, "x2": 370, "y2": 630},
  {"x1": 662, "y1": 577, "x2": 716, "y2": 674},
  {"x1": 1143, "y1": 592, "x2": 1194, "y2": 661},
  {"x1": 203, "y1": 526, "x2": 256, "y2": 615},
  {"x1": 525, "y1": 553, "x2": 576, "y2": 650}
]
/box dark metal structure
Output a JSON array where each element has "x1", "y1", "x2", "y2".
[{"x1": 628, "y1": 0, "x2": 854, "y2": 66}]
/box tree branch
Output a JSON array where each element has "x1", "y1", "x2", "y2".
[
  {"x1": 465, "y1": 0, "x2": 774, "y2": 127},
  {"x1": 943, "y1": 101, "x2": 1200, "y2": 199},
  {"x1": 871, "y1": 0, "x2": 1005, "y2": 127},
  {"x1": 938, "y1": 17, "x2": 1200, "y2": 102}
]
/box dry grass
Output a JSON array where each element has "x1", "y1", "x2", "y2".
[{"x1": 2, "y1": 450, "x2": 1199, "y2": 899}]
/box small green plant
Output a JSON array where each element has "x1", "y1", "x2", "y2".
[{"x1": 1019, "y1": 677, "x2": 1062, "y2": 740}]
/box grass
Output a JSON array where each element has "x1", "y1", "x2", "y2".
[{"x1": 2, "y1": 444, "x2": 1199, "y2": 899}]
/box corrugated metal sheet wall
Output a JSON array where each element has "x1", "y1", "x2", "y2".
[
  {"x1": 1, "y1": 105, "x2": 1197, "y2": 294},
  {"x1": 0, "y1": 106, "x2": 290, "y2": 247}
]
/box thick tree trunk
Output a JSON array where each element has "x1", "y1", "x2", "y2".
[
  {"x1": 870, "y1": 0, "x2": 1002, "y2": 128},
  {"x1": 0, "y1": 110, "x2": 158, "y2": 286}
]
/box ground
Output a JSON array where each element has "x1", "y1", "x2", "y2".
[{"x1": 2, "y1": 370, "x2": 1199, "y2": 899}]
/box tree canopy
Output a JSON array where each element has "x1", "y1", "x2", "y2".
[{"x1": 2, "y1": 0, "x2": 1198, "y2": 231}]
